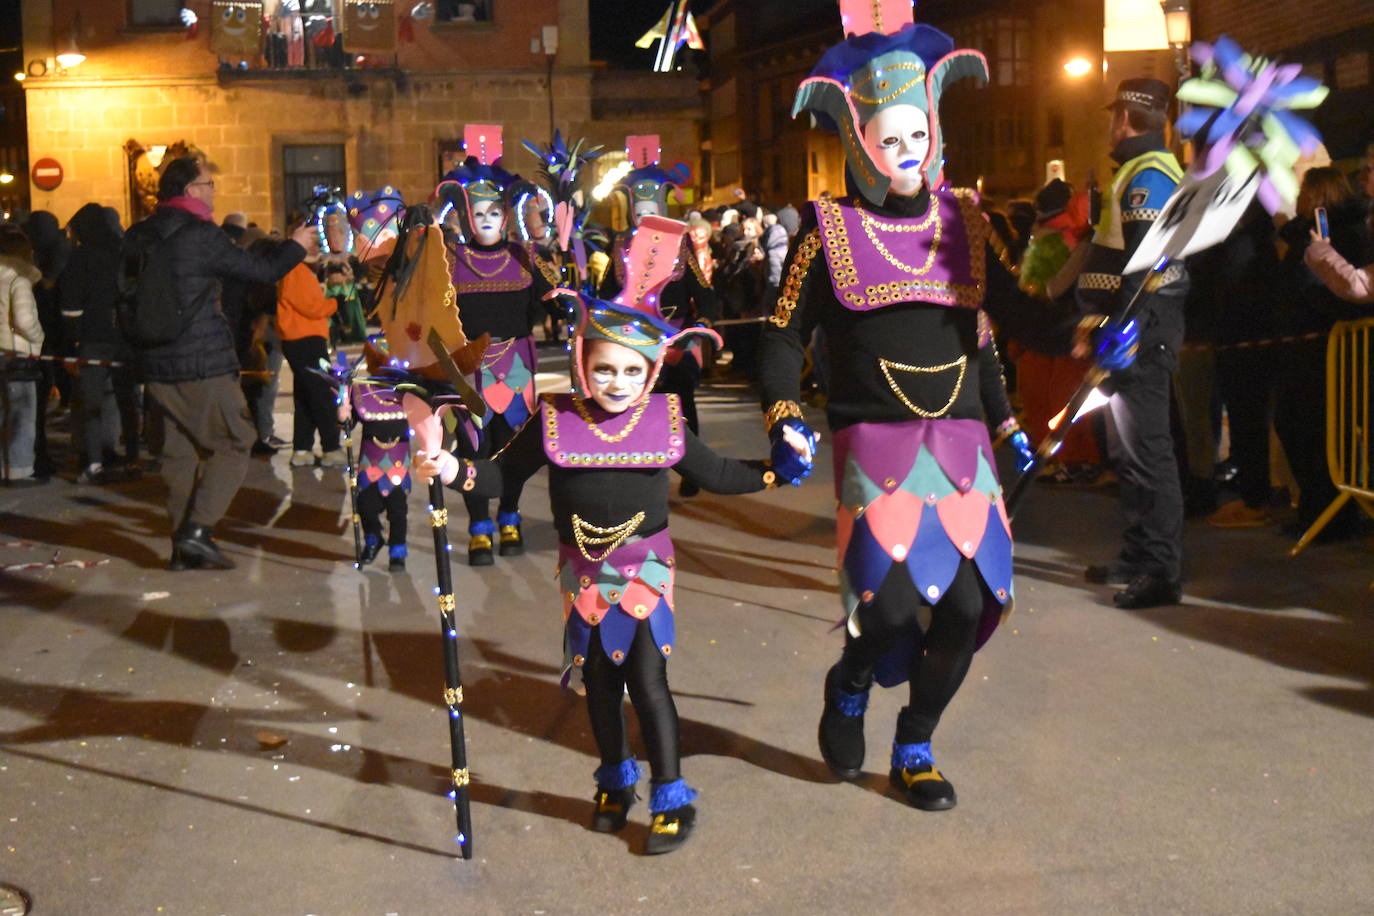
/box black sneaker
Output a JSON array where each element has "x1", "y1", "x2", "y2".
[
  {"x1": 818, "y1": 664, "x2": 867, "y2": 780},
  {"x1": 251, "y1": 440, "x2": 279, "y2": 457},
  {"x1": 1113, "y1": 574, "x2": 1182, "y2": 609},
  {"x1": 645, "y1": 805, "x2": 696, "y2": 855},
  {"x1": 889, "y1": 764, "x2": 958, "y2": 811}
]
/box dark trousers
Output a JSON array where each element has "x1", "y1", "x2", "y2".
[
  {"x1": 147, "y1": 374, "x2": 255, "y2": 531},
  {"x1": 460, "y1": 412, "x2": 523, "y2": 523},
  {"x1": 358, "y1": 484, "x2": 407, "y2": 546},
  {"x1": 1108, "y1": 344, "x2": 1185, "y2": 581},
  {"x1": 1274, "y1": 338, "x2": 1349, "y2": 528},
  {"x1": 583, "y1": 620, "x2": 680, "y2": 784},
  {"x1": 281, "y1": 336, "x2": 340, "y2": 453},
  {"x1": 837, "y1": 559, "x2": 987, "y2": 745},
  {"x1": 1215, "y1": 345, "x2": 1273, "y2": 507},
  {"x1": 78, "y1": 357, "x2": 140, "y2": 468}
]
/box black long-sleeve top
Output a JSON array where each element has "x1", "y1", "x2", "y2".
[
  {"x1": 758, "y1": 188, "x2": 1064, "y2": 434},
  {"x1": 450, "y1": 239, "x2": 558, "y2": 340},
  {"x1": 452, "y1": 397, "x2": 772, "y2": 543}
]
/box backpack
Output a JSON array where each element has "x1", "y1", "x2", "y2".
[{"x1": 117, "y1": 218, "x2": 184, "y2": 348}]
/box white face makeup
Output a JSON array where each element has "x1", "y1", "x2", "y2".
[
  {"x1": 632, "y1": 199, "x2": 661, "y2": 225},
  {"x1": 862, "y1": 104, "x2": 932, "y2": 197},
  {"x1": 471, "y1": 199, "x2": 506, "y2": 245},
  {"x1": 585, "y1": 339, "x2": 650, "y2": 414}
]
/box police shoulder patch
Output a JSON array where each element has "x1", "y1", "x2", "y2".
[{"x1": 1127, "y1": 189, "x2": 1149, "y2": 209}]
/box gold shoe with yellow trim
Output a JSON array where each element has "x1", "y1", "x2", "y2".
[
  {"x1": 889, "y1": 764, "x2": 957, "y2": 811},
  {"x1": 644, "y1": 804, "x2": 696, "y2": 855},
  {"x1": 467, "y1": 533, "x2": 494, "y2": 567}
]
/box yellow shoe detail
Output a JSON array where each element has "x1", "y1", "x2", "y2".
[
  {"x1": 650, "y1": 814, "x2": 680, "y2": 835},
  {"x1": 469, "y1": 534, "x2": 493, "y2": 551},
  {"x1": 499, "y1": 525, "x2": 521, "y2": 544},
  {"x1": 900, "y1": 766, "x2": 946, "y2": 787}
]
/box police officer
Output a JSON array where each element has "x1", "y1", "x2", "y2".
[{"x1": 1079, "y1": 78, "x2": 1189, "y2": 609}]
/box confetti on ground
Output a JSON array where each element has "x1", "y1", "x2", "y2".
[{"x1": 141, "y1": 591, "x2": 171, "y2": 601}]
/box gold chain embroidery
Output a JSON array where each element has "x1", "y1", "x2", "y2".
[
  {"x1": 850, "y1": 62, "x2": 926, "y2": 106},
  {"x1": 461, "y1": 247, "x2": 513, "y2": 279},
  {"x1": 764, "y1": 400, "x2": 804, "y2": 428},
  {"x1": 771, "y1": 228, "x2": 822, "y2": 328},
  {"x1": 858, "y1": 195, "x2": 942, "y2": 277},
  {"x1": 571, "y1": 394, "x2": 650, "y2": 443},
  {"x1": 480, "y1": 337, "x2": 517, "y2": 369},
  {"x1": 368, "y1": 436, "x2": 402, "y2": 448},
  {"x1": 534, "y1": 253, "x2": 563, "y2": 287},
  {"x1": 878, "y1": 354, "x2": 968, "y2": 418},
  {"x1": 572, "y1": 511, "x2": 646, "y2": 562}
]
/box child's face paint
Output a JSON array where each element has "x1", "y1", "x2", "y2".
[{"x1": 585, "y1": 339, "x2": 650, "y2": 414}]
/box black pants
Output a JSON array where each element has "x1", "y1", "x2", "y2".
[
  {"x1": 77, "y1": 357, "x2": 140, "y2": 468},
  {"x1": 1108, "y1": 343, "x2": 1185, "y2": 582},
  {"x1": 460, "y1": 412, "x2": 523, "y2": 523},
  {"x1": 1274, "y1": 337, "x2": 1353, "y2": 528},
  {"x1": 583, "y1": 619, "x2": 680, "y2": 784},
  {"x1": 837, "y1": 559, "x2": 987, "y2": 745},
  {"x1": 281, "y1": 336, "x2": 340, "y2": 453},
  {"x1": 1215, "y1": 344, "x2": 1273, "y2": 507},
  {"x1": 358, "y1": 484, "x2": 407, "y2": 546},
  {"x1": 656, "y1": 358, "x2": 701, "y2": 436}
]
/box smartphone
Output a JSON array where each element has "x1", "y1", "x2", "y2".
[{"x1": 1315, "y1": 206, "x2": 1330, "y2": 241}]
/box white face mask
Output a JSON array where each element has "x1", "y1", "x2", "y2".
[
  {"x1": 632, "y1": 200, "x2": 660, "y2": 225},
  {"x1": 862, "y1": 104, "x2": 931, "y2": 197},
  {"x1": 471, "y1": 200, "x2": 506, "y2": 245},
  {"x1": 584, "y1": 340, "x2": 650, "y2": 414}
]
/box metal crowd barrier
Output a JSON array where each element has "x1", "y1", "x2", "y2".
[{"x1": 1291, "y1": 317, "x2": 1374, "y2": 557}]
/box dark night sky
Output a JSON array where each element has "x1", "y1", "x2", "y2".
[{"x1": 589, "y1": 0, "x2": 718, "y2": 68}]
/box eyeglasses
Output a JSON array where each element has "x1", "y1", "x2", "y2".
[{"x1": 190, "y1": 179, "x2": 216, "y2": 189}]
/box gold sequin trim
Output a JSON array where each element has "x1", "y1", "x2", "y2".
[
  {"x1": 438, "y1": 594, "x2": 456, "y2": 612},
  {"x1": 430, "y1": 507, "x2": 449, "y2": 528},
  {"x1": 771, "y1": 229, "x2": 821, "y2": 328},
  {"x1": 878, "y1": 354, "x2": 968, "y2": 418},
  {"x1": 850, "y1": 62, "x2": 926, "y2": 106},
  {"x1": 452, "y1": 767, "x2": 470, "y2": 788},
  {"x1": 444, "y1": 686, "x2": 464, "y2": 706}
]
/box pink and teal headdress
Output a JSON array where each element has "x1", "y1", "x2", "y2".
[
  {"x1": 793, "y1": 0, "x2": 988, "y2": 204},
  {"x1": 555, "y1": 215, "x2": 721, "y2": 404},
  {"x1": 434, "y1": 124, "x2": 522, "y2": 241},
  {"x1": 613, "y1": 135, "x2": 683, "y2": 224}
]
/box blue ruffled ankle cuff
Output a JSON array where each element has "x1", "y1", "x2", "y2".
[
  {"x1": 891, "y1": 741, "x2": 934, "y2": 770},
  {"x1": 497, "y1": 510, "x2": 521, "y2": 527},
  {"x1": 364, "y1": 533, "x2": 381, "y2": 548},
  {"x1": 389, "y1": 544, "x2": 407, "y2": 559},
  {"x1": 835, "y1": 687, "x2": 869, "y2": 717},
  {"x1": 648, "y1": 778, "x2": 698, "y2": 814},
  {"x1": 468, "y1": 519, "x2": 496, "y2": 536},
  {"x1": 594, "y1": 758, "x2": 641, "y2": 791}
]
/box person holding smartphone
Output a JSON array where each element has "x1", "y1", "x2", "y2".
[{"x1": 1304, "y1": 162, "x2": 1374, "y2": 304}]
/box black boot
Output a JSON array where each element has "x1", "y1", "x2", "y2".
[
  {"x1": 358, "y1": 536, "x2": 383, "y2": 568},
  {"x1": 468, "y1": 521, "x2": 495, "y2": 567},
  {"x1": 591, "y1": 786, "x2": 637, "y2": 833},
  {"x1": 818, "y1": 663, "x2": 868, "y2": 780},
  {"x1": 388, "y1": 545, "x2": 407, "y2": 573},
  {"x1": 645, "y1": 779, "x2": 698, "y2": 855},
  {"x1": 172, "y1": 523, "x2": 235, "y2": 570}
]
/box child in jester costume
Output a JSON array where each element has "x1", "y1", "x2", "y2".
[
  {"x1": 434, "y1": 125, "x2": 558, "y2": 566},
  {"x1": 415, "y1": 216, "x2": 808, "y2": 854}
]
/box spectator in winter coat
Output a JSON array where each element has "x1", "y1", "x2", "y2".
[
  {"x1": 275, "y1": 259, "x2": 342, "y2": 468},
  {"x1": 130, "y1": 156, "x2": 314, "y2": 570},
  {"x1": 0, "y1": 228, "x2": 45, "y2": 485},
  {"x1": 61, "y1": 203, "x2": 141, "y2": 483}
]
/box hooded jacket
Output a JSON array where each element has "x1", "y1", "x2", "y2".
[
  {"x1": 0, "y1": 254, "x2": 44, "y2": 359},
  {"x1": 60, "y1": 202, "x2": 126, "y2": 350}
]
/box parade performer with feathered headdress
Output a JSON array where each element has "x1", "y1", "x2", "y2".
[{"x1": 434, "y1": 125, "x2": 559, "y2": 565}]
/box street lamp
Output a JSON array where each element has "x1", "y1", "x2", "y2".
[
  {"x1": 55, "y1": 15, "x2": 86, "y2": 70},
  {"x1": 1160, "y1": 0, "x2": 1191, "y2": 83},
  {"x1": 1063, "y1": 57, "x2": 1093, "y2": 78}
]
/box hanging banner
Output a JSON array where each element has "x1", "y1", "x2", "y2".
[
  {"x1": 344, "y1": 0, "x2": 398, "y2": 54},
  {"x1": 210, "y1": 1, "x2": 264, "y2": 59}
]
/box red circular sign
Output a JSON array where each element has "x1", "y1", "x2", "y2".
[{"x1": 31, "y1": 158, "x2": 64, "y2": 192}]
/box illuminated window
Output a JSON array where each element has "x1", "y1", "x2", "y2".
[{"x1": 129, "y1": 0, "x2": 185, "y2": 27}]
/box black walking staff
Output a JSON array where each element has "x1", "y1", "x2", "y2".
[{"x1": 402, "y1": 390, "x2": 474, "y2": 859}]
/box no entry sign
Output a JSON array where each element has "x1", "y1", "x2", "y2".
[{"x1": 31, "y1": 158, "x2": 64, "y2": 191}]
